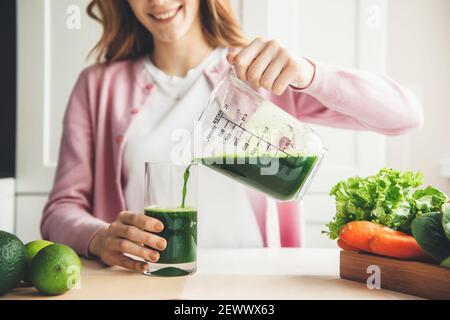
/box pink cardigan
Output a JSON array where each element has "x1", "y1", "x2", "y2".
[{"x1": 41, "y1": 54, "x2": 423, "y2": 256}]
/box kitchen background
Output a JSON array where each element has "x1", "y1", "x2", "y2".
[{"x1": 0, "y1": 0, "x2": 449, "y2": 248}]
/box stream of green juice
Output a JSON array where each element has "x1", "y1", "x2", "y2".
[{"x1": 180, "y1": 164, "x2": 192, "y2": 209}]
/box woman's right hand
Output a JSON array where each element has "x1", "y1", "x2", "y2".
[{"x1": 88, "y1": 211, "x2": 167, "y2": 272}]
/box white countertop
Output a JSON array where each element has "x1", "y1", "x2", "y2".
[
  {"x1": 197, "y1": 248, "x2": 339, "y2": 275},
  {"x1": 3, "y1": 249, "x2": 420, "y2": 300}
]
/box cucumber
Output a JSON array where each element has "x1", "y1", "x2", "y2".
[
  {"x1": 442, "y1": 203, "x2": 450, "y2": 241},
  {"x1": 411, "y1": 212, "x2": 450, "y2": 262}
]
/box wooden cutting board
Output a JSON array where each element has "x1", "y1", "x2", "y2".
[{"x1": 340, "y1": 250, "x2": 450, "y2": 300}]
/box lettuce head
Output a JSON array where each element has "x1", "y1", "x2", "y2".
[{"x1": 324, "y1": 168, "x2": 447, "y2": 240}]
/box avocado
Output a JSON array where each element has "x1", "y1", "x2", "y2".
[
  {"x1": 411, "y1": 213, "x2": 450, "y2": 263},
  {"x1": 0, "y1": 231, "x2": 28, "y2": 295}
]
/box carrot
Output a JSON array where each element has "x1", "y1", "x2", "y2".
[
  {"x1": 337, "y1": 239, "x2": 360, "y2": 251},
  {"x1": 368, "y1": 228, "x2": 428, "y2": 260},
  {"x1": 339, "y1": 221, "x2": 429, "y2": 260},
  {"x1": 339, "y1": 221, "x2": 383, "y2": 251}
]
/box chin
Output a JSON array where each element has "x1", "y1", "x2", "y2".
[{"x1": 154, "y1": 29, "x2": 187, "y2": 43}]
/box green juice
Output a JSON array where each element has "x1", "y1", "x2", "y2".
[
  {"x1": 181, "y1": 164, "x2": 192, "y2": 209},
  {"x1": 144, "y1": 207, "x2": 197, "y2": 265},
  {"x1": 198, "y1": 155, "x2": 318, "y2": 201}
]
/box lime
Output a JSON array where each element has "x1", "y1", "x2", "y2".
[
  {"x1": 441, "y1": 256, "x2": 450, "y2": 269},
  {"x1": 24, "y1": 240, "x2": 54, "y2": 282},
  {"x1": 30, "y1": 244, "x2": 82, "y2": 296},
  {"x1": 25, "y1": 240, "x2": 54, "y2": 263},
  {"x1": 0, "y1": 231, "x2": 27, "y2": 295}
]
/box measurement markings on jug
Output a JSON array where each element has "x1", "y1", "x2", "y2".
[{"x1": 212, "y1": 111, "x2": 296, "y2": 157}]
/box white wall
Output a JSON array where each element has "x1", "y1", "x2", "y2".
[
  {"x1": 239, "y1": 0, "x2": 388, "y2": 248},
  {"x1": 16, "y1": 0, "x2": 101, "y2": 242},
  {"x1": 385, "y1": 0, "x2": 450, "y2": 195}
]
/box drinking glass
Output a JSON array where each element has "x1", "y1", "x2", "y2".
[{"x1": 143, "y1": 162, "x2": 198, "y2": 277}]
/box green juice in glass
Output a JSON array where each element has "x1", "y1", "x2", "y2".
[
  {"x1": 144, "y1": 165, "x2": 197, "y2": 277},
  {"x1": 144, "y1": 207, "x2": 197, "y2": 265}
]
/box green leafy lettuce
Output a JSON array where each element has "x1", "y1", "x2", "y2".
[{"x1": 324, "y1": 168, "x2": 448, "y2": 240}]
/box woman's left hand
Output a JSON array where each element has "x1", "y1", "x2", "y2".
[{"x1": 227, "y1": 38, "x2": 315, "y2": 95}]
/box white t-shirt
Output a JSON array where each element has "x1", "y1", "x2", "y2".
[{"x1": 123, "y1": 48, "x2": 264, "y2": 248}]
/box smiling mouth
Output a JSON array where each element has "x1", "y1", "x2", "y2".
[{"x1": 149, "y1": 5, "x2": 182, "y2": 23}]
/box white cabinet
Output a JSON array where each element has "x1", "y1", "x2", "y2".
[
  {"x1": 17, "y1": 0, "x2": 100, "y2": 193},
  {"x1": 0, "y1": 178, "x2": 15, "y2": 233},
  {"x1": 15, "y1": 195, "x2": 48, "y2": 243},
  {"x1": 16, "y1": 0, "x2": 100, "y2": 238}
]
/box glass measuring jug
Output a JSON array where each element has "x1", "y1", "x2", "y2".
[{"x1": 194, "y1": 69, "x2": 327, "y2": 202}]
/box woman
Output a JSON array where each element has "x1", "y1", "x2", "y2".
[{"x1": 41, "y1": 0, "x2": 423, "y2": 272}]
